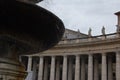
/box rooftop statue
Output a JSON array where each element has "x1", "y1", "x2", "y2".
[
  {"x1": 102, "y1": 26, "x2": 106, "y2": 35},
  {"x1": 88, "y1": 28, "x2": 92, "y2": 37}
]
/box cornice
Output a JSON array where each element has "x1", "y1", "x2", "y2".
[{"x1": 53, "y1": 37, "x2": 120, "y2": 48}]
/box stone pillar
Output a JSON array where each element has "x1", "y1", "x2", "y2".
[
  {"x1": 108, "y1": 55, "x2": 113, "y2": 80},
  {"x1": 116, "y1": 51, "x2": 120, "y2": 80},
  {"x1": 38, "y1": 56, "x2": 44, "y2": 80},
  {"x1": 27, "y1": 56, "x2": 32, "y2": 72},
  {"x1": 68, "y1": 57, "x2": 73, "y2": 80},
  {"x1": 81, "y1": 56, "x2": 86, "y2": 80},
  {"x1": 94, "y1": 56, "x2": 99, "y2": 80},
  {"x1": 50, "y1": 56, "x2": 56, "y2": 80},
  {"x1": 43, "y1": 59, "x2": 49, "y2": 80},
  {"x1": 75, "y1": 55, "x2": 80, "y2": 80},
  {"x1": 32, "y1": 59, "x2": 37, "y2": 80},
  {"x1": 102, "y1": 53, "x2": 107, "y2": 80},
  {"x1": 88, "y1": 54, "x2": 93, "y2": 80},
  {"x1": 19, "y1": 55, "x2": 22, "y2": 62},
  {"x1": 62, "y1": 55, "x2": 68, "y2": 80},
  {"x1": 116, "y1": 25, "x2": 120, "y2": 37},
  {"x1": 56, "y1": 58, "x2": 60, "y2": 80}
]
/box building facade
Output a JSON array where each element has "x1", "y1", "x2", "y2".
[{"x1": 21, "y1": 12, "x2": 120, "y2": 80}]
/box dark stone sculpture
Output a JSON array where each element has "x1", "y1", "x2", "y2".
[{"x1": 0, "y1": 0, "x2": 65, "y2": 79}]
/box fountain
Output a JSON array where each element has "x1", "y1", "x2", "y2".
[{"x1": 0, "y1": 0, "x2": 65, "y2": 80}]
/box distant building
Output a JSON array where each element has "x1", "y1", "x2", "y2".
[{"x1": 21, "y1": 11, "x2": 120, "y2": 80}]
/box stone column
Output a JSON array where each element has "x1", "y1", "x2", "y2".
[
  {"x1": 62, "y1": 55, "x2": 68, "y2": 80},
  {"x1": 38, "y1": 56, "x2": 44, "y2": 80},
  {"x1": 56, "y1": 59, "x2": 60, "y2": 80},
  {"x1": 50, "y1": 56, "x2": 56, "y2": 80},
  {"x1": 81, "y1": 56, "x2": 86, "y2": 80},
  {"x1": 108, "y1": 55, "x2": 113, "y2": 80},
  {"x1": 19, "y1": 55, "x2": 22, "y2": 62},
  {"x1": 94, "y1": 56, "x2": 99, "y2": 80},
  {"x1": 102, "y1": 53, "x2": 107, "y2": 80},
  {"x1": 116, "y1": 51, "x2": 120, "y2": 80},
  {"x1": 43, "y1": 59, "x2": 49, "y2": 80},
  {"x1": 32, "y1": 59, "x2": 37, "y2": 80},
  {"x1": 75, "y1": 55, "x2": 80, "y2": 80},
  {"x1": 88, "y1": 54, "x2": 93, "y2": 80},
  {"x1": 27, "y1": 56, "x2": 32, "y2": 72},
  {"x1": 68, "y1": 57, "x2": 73, "y2": 80}
]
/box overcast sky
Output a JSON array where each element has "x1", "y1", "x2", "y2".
[{"x1": 37, "y1": 0, "x2": 120, "y2": 35}]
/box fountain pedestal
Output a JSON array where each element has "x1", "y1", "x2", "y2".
[
  {"x1": 0, "y1": 40, "x2": 27, "y2": 80},
  {"x1": 0, "y1": 58, "x2": 27, "y2": 80}
]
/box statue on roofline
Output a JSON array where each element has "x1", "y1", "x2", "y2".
[
  {"x1": 88, "y1": 28, "x2": 92, "y2": 37},
  {"x1": 102, "y1": 26, "x2": 105, "y2": 35}
]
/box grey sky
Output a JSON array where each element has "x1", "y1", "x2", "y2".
[{"x1": 38, "y1": 0, "x2": 120, "y2": 35}]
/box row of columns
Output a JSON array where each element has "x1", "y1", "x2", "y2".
[
  {"x1": 116, "y1": 51, "x2": 120, "y2": 80},
  {"x1": 26, "y1": 51, "x2": 120, "y2": 80}
]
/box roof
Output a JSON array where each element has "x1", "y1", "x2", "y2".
[
  {"x1": 18, "y1": 0, "x2": 43, "y2": 3},
  {"x1": 62, "y1": 28, "x2": 88, "y2": 39},
  {"x1": 115, "y1": 11, "x2": 120, "y2": 15},
  {"x1": 28, "y1": 0, "x2": 43, "y2": 3},
  {"x1": 65, "y1": 28, "x2": 87, "y2": 35}
]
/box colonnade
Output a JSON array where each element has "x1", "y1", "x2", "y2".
[{"x1": 23, "y1": 51, "x2": 120, "y2": 80}]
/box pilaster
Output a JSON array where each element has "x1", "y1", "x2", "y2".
[
  {"x1": 62, "y1": 55, "x2": 68, "y2": 80},
  {"x1": 38, "y1": 56, "x2": 44, "y2": 80},
  {"x1": 27, "y1": 56, "x2": 32, "y2": 72},
  {"x1": 50, "y1": 56, "x2": 56, "y2": 80},
  {"x1": 75, "y1": 55, "x2": 80, "y2": 80},
  {"x1": 101, "y1": 53, "x2": 107, "y2": 80},
  {"x1": 116, "y1": 51, "x2": 120, "y2": 80},
  {"x1": 88, "y1": 54, "x2": 93, "y2": 80}
]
